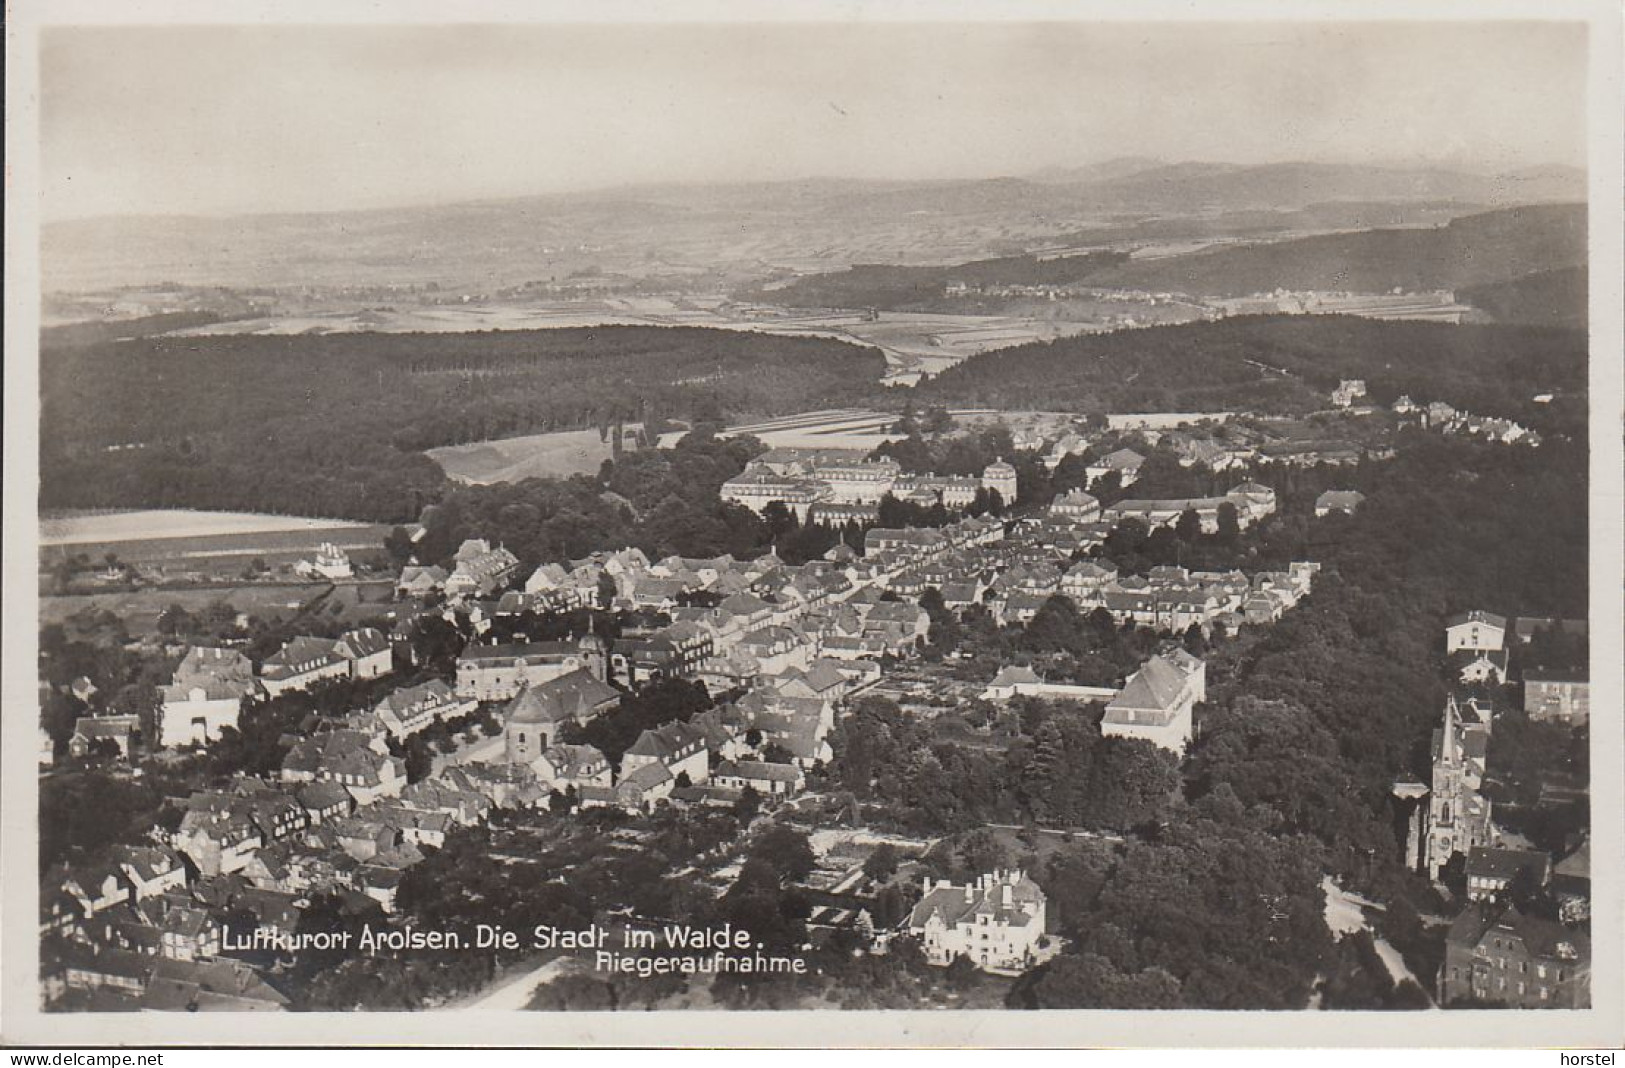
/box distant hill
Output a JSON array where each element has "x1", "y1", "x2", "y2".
[
  {"x1": 908, "y1": 315, "x2": 1586, "y2": 424},
  {"x1": 42, "y1": 162, "x2": 1586, "y2": 293},
  {"x1": 1085, "y1": 204, "x2": 1586, "y2": 298},
  {"x1": 1458, "y1": 267, "x2": 1588, "y2": 330}
]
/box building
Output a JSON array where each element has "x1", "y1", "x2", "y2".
[
  {"x1": 334, "y1": 628, "x2": 393, "y2": 680},
  {"x1": 907, "y1": 870, "x2": 1047, "y2": 973},
  {"x1": 396, "y1": 564, "x2": 448, "y2": 599},
  {"x1": 534, "y1": 744, "x2": 613, "y2": 791},
  {"x1": 371, "y1": 679, "x2": 474, "y2": 739},
  {"x1": 1100, "y1": 649, "x2": 1205, "y2": 755},
  {"x1": 1086, "y1": 448, "x2": 1145, "y2": 489},
  {"x1": 1103, "y1": 483, "x2": 1275, "y2": 534},
  {"x1": 259, "y1": 637, "x2": 350, "y2": 697},
  {"x1": 1523, "y1": 671, "x2": 1589, "y2": 725},
  {"x1": 296, "y1": 542, "x2": 353, "y2": 580},
  {"x1": 68, "y1": 714, "x2": 140, "y2": 761},
  {"x1": 1425, "y1": 696, "x2": 1493, "y2": 880},
  {"x1": 1439, "y1": 905, "x2": 1589, "y2": 1008},
  {"x1": 1049, "y1": 490, "x2": 1101, "y2": 521},
  {"x1": 1465, "y1": 847, "x2": 1551, "y2": 902},
  {"x1": 1331, "y1": 379, "x2": 1367, "y2": 407},
  {"x1": 444, "y1": 539, "x2": 520, "y2": 598},
  {"x1": 158, "y1": 647, "x2": 257, "y2": 749},
  {"x1": 981, "y1": 458, "x2": 1019, "y2": 504},
  {"x1": 1445, "y1": 611, "x2": 1508, "y2": 654},
  {"x1": 1456, "y1": 649, "x2": 1509, "y2": 686},
  {"x1": 502, "y1": 669, "x2": 620, "y2": 761},
  {"x1": 712, "y1": 759, "x2": 804, "y2": 796},
  {"x1": 455, "y1": 636, "x2": 608, "y2": 701},
  {"x1": 1314, "y1": 490, "x2": 1366, "y2": 517}
]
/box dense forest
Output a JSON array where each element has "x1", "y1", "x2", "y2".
[
  {"x1": 1458, "y1": 266, "x2": 1588, "y2": 330},
  {"x1": 39, "y1": 326, "x2": 884, "y2": 522},
  {"x1": 908, "y1": 315, "x2": 1587, "y2": 424},
  {"x1": 405, "y1": 432, "x2": 772, "y2": 572}
]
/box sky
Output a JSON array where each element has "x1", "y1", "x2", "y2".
[{"x1": 39, "y1": 19, "x2": 1589, "y2": 220}]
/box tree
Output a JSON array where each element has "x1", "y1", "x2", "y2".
[
  {"x1": 1175, "y1": 508, "x2": 1203, "y2": 544},
  {"x1": 862, "y1": 843, "x2": 900, "y2": 884},
  {"x1": 752, "y1": 823, "x2": 815, "y2": 884},
  {"x1": 734, "y1": 784, "x2": 763, "y2": 826}
]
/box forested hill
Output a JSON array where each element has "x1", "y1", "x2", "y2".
[
  {"x1": 39, "y1": 326, "x2": 884, "y2": 522},
  {"x1": 1090, "y1": 203, "x2": 1585, "y2": 298},
  {"x1": 1458, "y1": 267, "x2": 1588, "y2": 330},
  {"x1": 752, "y1": 250, "x2": 1131, "y2": 311},
  {"x1": 908, "y1": 315, "x2": 1586, "y2": 423}
]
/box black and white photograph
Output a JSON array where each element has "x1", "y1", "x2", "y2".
[{"x1": 3, "y1": 0, "x2": 1620, "y2": 1049}]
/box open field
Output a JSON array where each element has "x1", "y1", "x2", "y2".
[
  {"x1": 428, "y1": 426, "x2": 646, "y2": 484},
  {"x1": 40, "y1": 512, "x2": 391, "y2": 575},
  {"x1": 157, "y1": 297, "x2": 1105, "y2": 382},
  {"x1": 41, "y1": 510, "x2": 375, "y2": 545}
]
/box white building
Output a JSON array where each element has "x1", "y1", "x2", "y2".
[
  {"x1": 907, "y1": 870, "x2": 1047, "y2": 972},
  {"x1": 1446, "y1": 611, "x2": 1508, "y2": 654},
  {"x1": 159, "y1": 647, "x2": 257, "y2": 748},
  {"x1": 1100, "y1": 649, "x2": 1205, "y2": 755}
]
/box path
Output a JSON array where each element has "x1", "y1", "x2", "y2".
[
  {"x1": 1321, "y1": 876, "x2": 1433, "y2": 1005},
  {"x1": 448, "y1": 955, "x2": 573, "y2": 1012}
]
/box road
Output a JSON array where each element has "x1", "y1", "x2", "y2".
[
  {"x1": 448, "y1": 955, "x2": 573, "y2": 1012},
  {"x1": 985, "y1": 822, "x2": 1125, "y2": 843}
]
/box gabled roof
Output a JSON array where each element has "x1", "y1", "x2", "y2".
[
  {"x1": 989, "y1": 665, "x2": 1042, "y2": 687},
  {"x1": 1105, "y1": 654, "x2": 1194, "y2": 717},
  {"x1": 1447, "y1": 610, "x2": 1509, "y2": 630},
  {"x1": 505, "y1": 668, "x2": 619, "y2": 725}
]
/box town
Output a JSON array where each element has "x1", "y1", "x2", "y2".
[{"x1": 36, "y1": 359, "x2": 1590, "y2": 1014}]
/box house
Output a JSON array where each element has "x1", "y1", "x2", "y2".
[
  {"x1": 334, "y1": 628, "x2": 393, "y2": 680},
  {"x1": 295, "y1": 780, "x2": 355, "y2": 825},
  {"x1": 1087, "y1": 448, "x2": 1145, "y2": 489},
  {"x1": 623, "y1": 721, "x2": 710, "y2": 786},
  {"x1": 143, "y1": 956, "x2": 290, "y2": 1012},
  {"x1": 280, "y1": 729, "x2": 407, "y2": 805},
  {"x1": 1523, "y1": 671, "x2": 1589, "y2": 724},
  {"x1": 712, "y1": 759, "x2": 804, "y2": 797},
  {"x1": 372, "y1": 679, "x2": 475, "y2": 738},
  {"x1": 455, "y1": 635, "x2": 608, "y2": 701},
  {"x1": 502, "y1": 668, "x2": 620, "y2": 761},
  {"x1": 1445, "y1": 611, "x2": 1508, "y2": 654},
  {"x1": 69, "y1": 714, "x2": 139, "y2": 760},
  {"x1": 611, "y1": 761, "x2": 675, "y2": 813},
  {"x1": 444, "y1": 539, "x2": 520, "y2": 598},
  {"x1": 1331, "y1": 379, "x2": 1367, "y2": 407},
  {"x1": 1511, "y1": 617, "x2": 1588, "y2": 645},
  {"x1": 1049, "y1": 490, "x2": 1101, "y2": 521},
  {"x1": 174, "y1": 810, "x2": 263, "y2": 878},
  {"x1": 1314, "y1": 490, "x2": 1366, "y2": 517},
  {"x1": 159, "y1": 646, "x2": 256, "y2": 748},
  {"x1": 907, "y1": 870, "x2": 1047, "y2": 972},
  {"x1": 396, "y1": 564, "x2": 449, "y2": 599},
  {"x1": 534, "y1": 744, "x2": 613, "y2": 791},
  {"x1": 1465, "y1": 847, "x2": 1551, "y2": 901},
  {"x1": 1438, "y1": 905, "x2": 1589, "y2": 1008},
  {"x1": 259, "y1": 636, "x2": 350, "y2": 697},
  {"x1": 1100, "y1": 649, "x2": 1205, "y2": 755},
  {"x1": 114, "y1": 846, "x2": 187, "y2": 902},
  {"x1": 1456, "y1": 649, "x2": 1510, "y2": 686}
]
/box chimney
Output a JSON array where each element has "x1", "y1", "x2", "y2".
[
  {"x1": 964, "y1": 884, "x2": 974, "y2": 903},
  {"x1": 1001, "y1": 885, "x2": 1012, "y2": 907}
]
